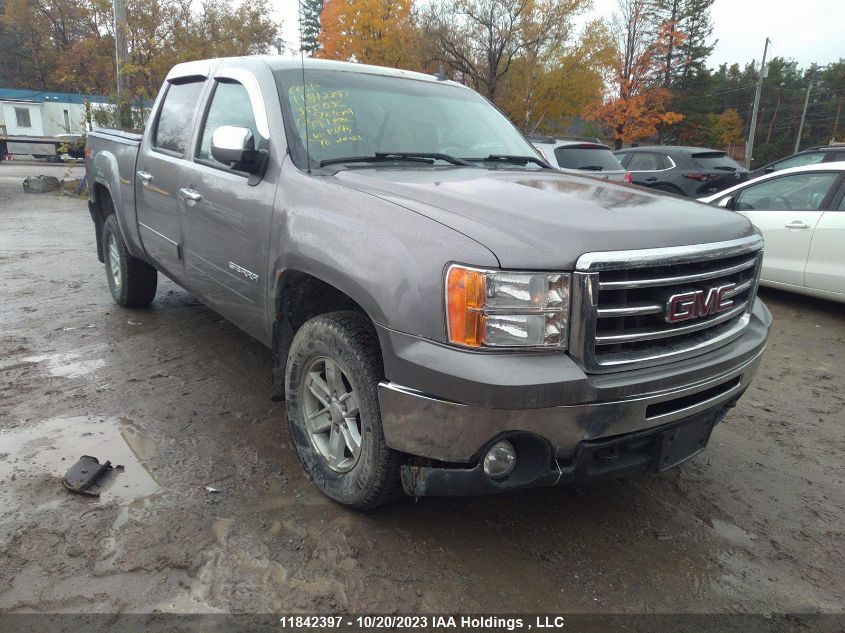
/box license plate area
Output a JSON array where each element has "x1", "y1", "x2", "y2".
[{"x1": 655, "y1": 413, "x2": 716, "y2": 472}]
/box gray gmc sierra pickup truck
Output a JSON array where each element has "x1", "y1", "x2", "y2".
[{"x1": 86, "y1": 56, "x2": 772, "y2": 509}]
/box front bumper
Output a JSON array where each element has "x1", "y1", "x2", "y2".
[
  {"x1": 376, "y1": 300, "x2": 771, "y2": 496},
  {"x1": 399, "y1": 403, "x2": 733, "y2": 496}
]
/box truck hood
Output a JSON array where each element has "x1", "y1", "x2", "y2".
[{"x1": 333, "y1": 167, "x2": 757, "y2": 269}]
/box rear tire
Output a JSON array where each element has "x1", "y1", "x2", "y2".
[
  {"x1": 102, "y1": 214, "x2": 157, "y2": 307},
  {"x1": 285, "y1": 311, "x2": 402, "y2": 510}
]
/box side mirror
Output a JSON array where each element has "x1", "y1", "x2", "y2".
[
  {"x1": 717, "y1": 196, "x2": 735, "y2": 210},
  {"x1": 210, "y1": 125, "x2": 266, "y2": 176}
]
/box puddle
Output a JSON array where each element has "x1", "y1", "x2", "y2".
[
  {"x1": 21, "y1": 352, "x2": 106, "y2": 378},
  {"x1": 711, "y1": 518, "x2": 756, "y2": 548},
  {"x1": 0, "y1": 416, "x2": 159, "y2": 503}
]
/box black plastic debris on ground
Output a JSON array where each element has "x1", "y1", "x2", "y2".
[{"x1": 62, "y1": 455, "x2": 123, "y2": 497}]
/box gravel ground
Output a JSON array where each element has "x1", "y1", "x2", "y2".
[{"x1": 0, "y1": 162, "x2": 843, "y2": 624}]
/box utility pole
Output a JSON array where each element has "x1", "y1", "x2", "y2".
[
  {"x1": 113, "y1": 0, "x2": 131, "y2": 129},
  {"x1": 745, "y1": 37, "x2": 770, "y2": 169},
  {"x1": 794, "y1": 80, "x2": 814, "y2": 154}
]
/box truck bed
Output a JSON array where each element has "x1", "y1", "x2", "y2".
[{"x1": 89, "y1": 128, "x2": 143, "y2": 144}]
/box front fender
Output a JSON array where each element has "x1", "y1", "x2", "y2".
[{"x1": 268, "y1": 168, "x2": 499, "y2": 342}]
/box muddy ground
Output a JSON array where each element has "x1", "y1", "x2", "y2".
[{"x1": 1, "y1": 162, "x2": 843, "y2": 621}]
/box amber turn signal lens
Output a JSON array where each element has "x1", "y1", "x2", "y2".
[{"x1": 446, "y1": 266, "x2": 486, "y2": 347}]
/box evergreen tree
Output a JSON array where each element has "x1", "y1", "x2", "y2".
[
  {"x1": 300, "y1": 0, "x2": 324, "y2": 54},
  {"x1": 652, "y1": 0, "x2": 716, "y2": 142}
]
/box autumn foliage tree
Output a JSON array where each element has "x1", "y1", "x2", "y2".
[
  {"x1": 0, "y1": 0, "x2": 279, "y2": 107},
  {"x1": 496, "y1": 18, "x2": 615, "y2": 132},
  {"x1": 585, "y1": 0, "x2": 683, "y2": 148},
  {"x1": 317, "y1": 0, "x2": 421, "y2": 69}
]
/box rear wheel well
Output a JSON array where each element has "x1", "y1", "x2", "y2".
[
  {"x1": 271, "y1": 271, "x2": 375, "y2": 401},
  {"x1": 650, "y1": 182, "x2": 686, "y2": 196},
  {"x1": 92, "y1": 184, "x2": 115, "y2": 262}
]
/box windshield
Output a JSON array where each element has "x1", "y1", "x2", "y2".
[
  {"x1": 274, "y1": 69, "x2": 542, "y2": 170},
  {"x1": 692, "y1": 152, "x2": 743, "y2": 171},
  {"x1": 554, "y1": 146, "x2": 623, "y2": 171}
]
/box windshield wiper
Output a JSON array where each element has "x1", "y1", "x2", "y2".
[
  {"x1": 319, "y1": 152, "x2": 473, "y2": 168},
  {"x1": 464, "y1": 154, "x2": 549, "y2": 168},
  {"x1": 712, "y1": 166, "x2": 737, "y2": 171},
  {"x1": 578, "y1": 165, "x2": 605, "y2": 171}
]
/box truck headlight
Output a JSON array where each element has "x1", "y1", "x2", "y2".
[{"x1": 445, "y1": 265, "x2": 570, "y2": 349}]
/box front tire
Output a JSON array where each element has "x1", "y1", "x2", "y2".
[
  {"x1": 102, "y1": 214, "x2": 157, "y2": 307},
  {"x1": 285, "y1": 311, "x2": 402, "y2": 510}
]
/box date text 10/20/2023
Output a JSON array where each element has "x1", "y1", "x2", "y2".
[{"x1": 277, "y1": 615, "x2": 573, "y2": 630}]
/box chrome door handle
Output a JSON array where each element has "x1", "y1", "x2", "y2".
[
  {"x1": 137, "y1": 170, "x2": 153, "y2": 185},
  {"x1": 180, "y1": 188, "x2": 203, "y2": 206},
  {"x1": 785, "y1": 221, "x2": 810, "y2": 229}
]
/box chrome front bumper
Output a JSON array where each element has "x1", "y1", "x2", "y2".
[{"x1": 377, "y1": 341, "x2": 766, "y2": 464}]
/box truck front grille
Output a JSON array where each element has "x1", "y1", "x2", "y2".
[{"x1": 569, "y1": 236, "x2": 764, "y2": 373}]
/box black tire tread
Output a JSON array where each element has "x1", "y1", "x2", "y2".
[
  {"x1": 286, "y1": 311, "x2": 403, "y2": 510},
  {"x1": 102, "y1": 214, "x2": 157, "y2": 307}
]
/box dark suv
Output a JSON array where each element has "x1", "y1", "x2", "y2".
[
  {"x1": 750, "y1": 146, "x2": 845, "y2": 179},
  {"x1": 615, "y1": 146, "x2": 748, "y2": 197}
]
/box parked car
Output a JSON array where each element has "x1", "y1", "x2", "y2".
[
  {"x1": 699, "y1": 162, "x2": 845, "y2": 303},
  {"x1": 86, "y1": 57, "x2": 771, "y2": 509},
  {"x1": 530, "y1": 135, "x2": 630, "y2": 181},
  {"x1": 750, "y1": 145, "x2": 845, "y2": 179},
  {"x1": 615, "y1": 146, "x2": 749, "y2": 197}
]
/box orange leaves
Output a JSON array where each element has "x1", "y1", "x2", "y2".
[
  {"x1": 586, "y1": 87, "x2": 682, "y2": 146},
  {"x1": 584, "y1": 1, "x2": 687, "y2": 146},
  {"x1": 317, "y1": 0, "x2": 421, "y2": 70}
]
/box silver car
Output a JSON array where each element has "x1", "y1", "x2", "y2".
[{"x1": 530, "y1": 135, "x2": 630, "y2": 182}]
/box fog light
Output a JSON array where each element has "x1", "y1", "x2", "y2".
[{"x1": 483, "y1": 440, "x2": 516, "y2": 479}]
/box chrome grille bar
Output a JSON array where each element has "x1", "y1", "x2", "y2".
[
  {"x1": 722, "y1": 278, "x2": 754, "y2": 298},
  {"x1": 596, "y1": 302, "x2": 663, "y2": 318},
  {"x1": 598, "y1": 257, "x2": 757, "y2": 290},
  {"x1": 595, "y1": 302, "x2": 748, "y2": 345}
]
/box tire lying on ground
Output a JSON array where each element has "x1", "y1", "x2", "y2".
[
  {"x1": 102, "y1": 214, "x2": 158, "y2": 307},
  {"x1": 285, "y1": 311, "x2": 402, "y2": 510}
]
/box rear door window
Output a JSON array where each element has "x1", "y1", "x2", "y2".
[
  {"x1": 153, "y1": 80, "x2": 205, "y2": 154},
  {"x1": 554, "y1": 146, "x2": 623, "y2": 172},
  {"x1": 691, "y1": 152, "x2": 743, "y2": 171},
  {"x1": 626, "y1": 152, "x2": 663, "y2": 171}
]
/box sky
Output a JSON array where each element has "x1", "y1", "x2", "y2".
[{"x1": 271, "y1": 0, "x2": 845, "y2": 69}]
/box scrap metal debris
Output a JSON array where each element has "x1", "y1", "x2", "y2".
[
  {"x1": 63, "y1": 455, "x2": 122, "y2": 497},
  {"x1": 22, "y1": 175, "x2": 60, "y2": 193}
]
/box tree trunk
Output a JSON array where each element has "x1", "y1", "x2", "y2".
[{"x1": 765, "y1": 85, "x2": 782, "y2": 144}]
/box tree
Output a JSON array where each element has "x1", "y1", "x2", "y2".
[
  {"x1": 496, "y1": 18, "x2": 614, "y2": 132},
  {"x1": 584, "y1": 0, "x2": 683, "y2": 148},
  {"x1": 646, "y1": 0, "x2": 716, "y2": 142},
  {"x1": 300, "y1": 0, "x2": 323, "y2": 54},
  {"x1": 422, "y1": 0, "x2": 587, "y2": 101},
  {"x1": 0, "y1": 0, "x2": 279, "y2": 104},
  {"x1": 318, "y1": 0, "x2": 421, "y2": 69},
  {"x1": 714, "y1": 108, "x2": 743, "y2": 145}
]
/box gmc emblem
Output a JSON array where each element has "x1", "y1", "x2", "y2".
[{"x1": 665, "y1": 283, "x2": 736, "y2": 323}]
